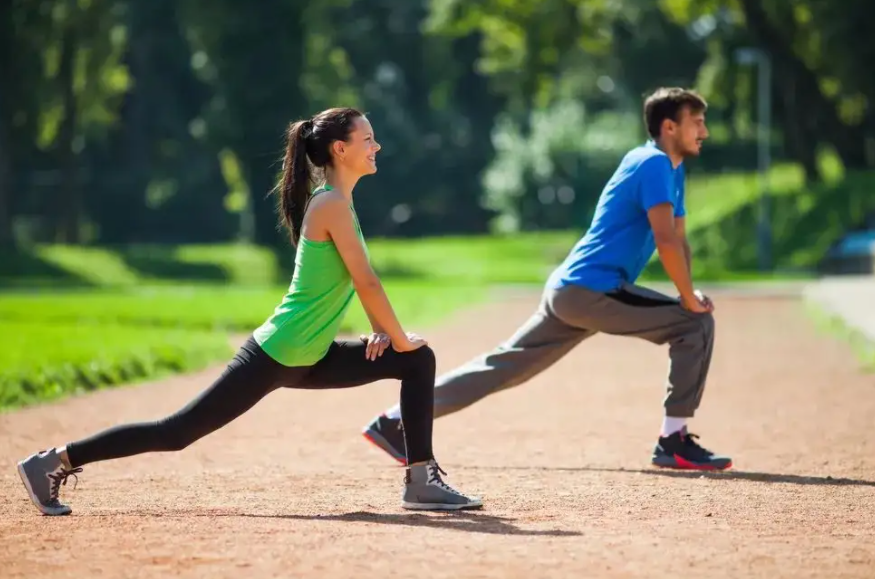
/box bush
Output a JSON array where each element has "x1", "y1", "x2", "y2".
[
  {"x1": 0, "y1": 243, "x2": 281, "y2": 288},
  {"x1": 0, "y1": 286, "x2": 288, "y2": 331},
  {"x1": 0, "y1": 322, "x2": 233, "y2": 411},
  {"x1": 650, "y1": 169, "x2": 875, "y2": 277}
]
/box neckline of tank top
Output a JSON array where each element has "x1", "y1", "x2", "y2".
[
  {"x1": 311, "y1": 183, "x2": 358, "y2": 215},
  {"x1": 300, "y1": 185, "x2": 360, "y2": 247}
]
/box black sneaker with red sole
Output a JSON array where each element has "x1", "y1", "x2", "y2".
[
  {"x1": 362, "y1": 414, "x2": 407, "y2": 465},
  {"x1": 652, "y1": 429, "x2": 732, "y2": 471}
]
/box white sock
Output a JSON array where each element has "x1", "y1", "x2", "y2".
[
  {"x1": 385, "y1": 405, "x2": 402, "y2": 420},
  {"x1": 661, "y1": 416, "x2": 686, "y2": 437}
]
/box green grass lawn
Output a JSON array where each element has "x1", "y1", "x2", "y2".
[
  {"x1": 0, "y1": 234, "x2": 577, "y2": 289},
  {"x1": 2, "y1": 159, "x2": 873, "y2": 410},
  {"x1": 642, "y1": 156, "x2": 871, "y2": 278},
  {"x1": 0, "y1": 280, "x2": 487, "y2": 411},
  {"x1": 367, "y1": 231, "x2": 576, "y2": 284},
  {"x1": 805, "y1": 302, "x2": 875, "y2": 373},
  {"x1": 0, "y1": 280, "x2": 487, "y2": 334},
  {"x1": 0, "y1": 321, "x2": 232, "y2": 410},
  {"x1": 0, "y1": 243, "x2": 281, "y2": 288}
]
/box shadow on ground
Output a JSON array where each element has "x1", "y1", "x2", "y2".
[
  {"x1": 266, "y1": 511, "x2": 581, "y2": 536},
  {"x1": 465, "y1": 465, "x2": 875, "y2": 487},
  {"x1": 0, "y1": 247, "x2": 92, "y2": 288},
  {"x1": 118, "y1": 247, "x2": 228, "y2": 282},
  {"x1": 89, "y1": 510, "x2": 582, "y2": 537}
]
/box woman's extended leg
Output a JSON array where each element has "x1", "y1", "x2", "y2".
[{"x1": 17, "y1": 337, "x2": 300, "y2": 515}]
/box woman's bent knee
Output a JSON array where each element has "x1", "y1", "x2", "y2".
[{"x1": 405, "y1": 344, "x2": 436, "y2": 372}]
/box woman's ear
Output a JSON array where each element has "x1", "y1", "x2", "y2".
[{"x1": 332, "y1": 140, "x2": 345, "y2": 159}]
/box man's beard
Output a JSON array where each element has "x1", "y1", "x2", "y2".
[{"x1": 682, "y1": 142, "x2": 702, "y2": 158}]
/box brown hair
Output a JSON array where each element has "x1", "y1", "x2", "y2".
[
  {"x1": 643, "y1": 88, "x2": 707, "y2": 139},
  {"x1": 275, "y1": 107, "x2": 363, "y2": 245}
]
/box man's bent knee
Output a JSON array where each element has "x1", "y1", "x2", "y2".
[
  {"x1": 673, "y1": 311, "x2": 714, "y2": 347},
  {"x1": 699, "y1": 311, "x2": 715, "y2": 340}
]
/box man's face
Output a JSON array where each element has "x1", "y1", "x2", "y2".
[{"x1": 667, "y1": 106, "x2": 709, "y2": 157}]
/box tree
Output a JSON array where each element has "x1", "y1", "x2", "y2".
[{"x1": 0, "y1": 1, "x2": 14, "y2": 247}]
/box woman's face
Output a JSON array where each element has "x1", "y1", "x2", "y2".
[{"x1": 334, "y1": 116, "x2": 381, "y2": 175}]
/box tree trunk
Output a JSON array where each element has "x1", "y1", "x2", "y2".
[
  {"x1": 124, "y1": 2, "x2": 151, "y2": 199},
  {"x1": 0, "y1": 102, "x2": 13, "y2": 248},
  {"x1": 777, "y1": 74, "x2": 820, "y2": 183},
  {"x1": 0, "y1": 1, "x2": 14, "y2": 248},
  {"x1": 56, "y1": 17, "x2": 80, "y2": 244},
  {"x1": 722, "y1": 60, "x2": 740, "y2": 142},
  {"x1": 738, "y1": 0, "x2": 868, "y2": 173}
]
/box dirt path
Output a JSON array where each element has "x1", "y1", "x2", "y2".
[{"x1": 2, "y1": 290, "x2": 874, "y2": 578}]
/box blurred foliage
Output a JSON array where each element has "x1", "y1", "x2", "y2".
[{"x1": 2, "y1": 0, "x2": 875, "y2": 263}]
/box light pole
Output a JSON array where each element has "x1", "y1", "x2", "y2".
[{"x1": 735, "y1": 47, "x2": 772, "y2": 272}]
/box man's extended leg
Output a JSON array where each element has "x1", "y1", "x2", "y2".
[{"x1": 363, "y1": 294, "x2": 595, "y2": 463}]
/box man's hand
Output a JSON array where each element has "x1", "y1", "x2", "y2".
[
  {"x1": 360, "y1": 332, "x2": 391, "y2": 361},
  {"x1": 695, "y1": 289, "x2": 715, "y2": 312},
  {"x1": 694, "y1": 289, "x2": 715, "y2": 312},
  {"x1": 681, "y1": 293, "x2": 710, "y2": 314},
  {"x1": 681, "y1": 289, "x2": 714, "y2": 314}
]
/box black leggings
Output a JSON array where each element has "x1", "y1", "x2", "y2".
[{"x1": 66, "y1": 336, "x2": 436, "y2": 468}]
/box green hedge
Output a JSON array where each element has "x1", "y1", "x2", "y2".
[
  {"x1": 0, "y1": 281, "x2": 487, "y2": 333},
  {"x1": 0, "y1": 322, "x2": 233, "y2": 411},
  {"x1": 0, "y1": 234, "x2": 578, "y2": 289},
  {"x1": 659, "y1": 170, "x2": 875, "y2": 277},
  {"x1": 0, "y1": 286, "x2": 289, "y2": 331},
  {"x1": 0, "y1": 243, "x2": 281, "y2": 288},
  {"x1": 0, "y1": 280, "x2": 488, "y2": 410}
]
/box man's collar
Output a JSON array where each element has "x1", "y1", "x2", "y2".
[{"x1": 646, "y1": 139, "x2": 683, "y2": 170}]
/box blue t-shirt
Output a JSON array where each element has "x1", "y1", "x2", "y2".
[{"x1": 547, "y1": 141, "x2": 686, "y2": 292}]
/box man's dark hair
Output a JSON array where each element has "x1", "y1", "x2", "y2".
[{"x1": 643, "y1": 87, "x2": 707, "y2": 139}]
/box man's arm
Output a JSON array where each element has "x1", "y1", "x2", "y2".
[
  {"x1": 647, "y1": 203, "x2": 697, "y2": 305},
  {"x1": 672, "y1": 214, "x2": 713, "y2": 310},
  {"x1": 675, "y1": 216, "x2": 692, "y2": 275},
  {"x1": 638, "y1": 156, "x2": 699, "y2": 307}
]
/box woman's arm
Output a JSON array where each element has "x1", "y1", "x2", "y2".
[
  {"x1": 319, "y1": 198, "x2": 415, "y2": 350},
  {"x1": 362, "y1": 305, "x2": 385, "y2": 334}
]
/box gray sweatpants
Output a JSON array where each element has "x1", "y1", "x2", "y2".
[{"x1": 422, "y1": 282, "x2": 715, "y2": 419}]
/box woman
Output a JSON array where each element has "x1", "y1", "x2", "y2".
[{"x1": 17, "y1": 107, "x2": 482, "y2": 515}]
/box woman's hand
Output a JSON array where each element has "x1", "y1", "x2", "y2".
[
  {"x1": 360, "y1": 332, "x2": 391, "y2": 361},
  {"x1": 391, "y1": 332, "x2": 428, "y2": 353}
]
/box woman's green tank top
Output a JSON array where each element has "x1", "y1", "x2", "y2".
[{"x1": 253, "y1": 186, "x2": 367, "y2": 367}]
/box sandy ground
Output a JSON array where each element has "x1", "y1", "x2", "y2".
[{"x1": 2, "y1": 289, "x2": 874, "y2": 578}]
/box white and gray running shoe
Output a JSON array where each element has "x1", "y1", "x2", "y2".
[
  {"x1": 401, "y1": 460, "x2": 482, "y2": 511},
  {"x1": 17, "y1": 449, "x2": 82, "y2": 516}
]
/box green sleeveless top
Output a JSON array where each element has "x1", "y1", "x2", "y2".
[{"x1": 253, "y1": 186, "x2": 367, "y2": 366}]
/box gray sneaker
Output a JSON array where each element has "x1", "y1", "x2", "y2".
[
  {"x1": 402, "y1": 460, "x2": 482, "y2": 511},
  {"x1": 17, "y1": 449, "x2": 82, "y2": 516}
]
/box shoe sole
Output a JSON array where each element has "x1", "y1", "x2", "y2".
[
  {"x1": 402, "y1": 500, "x2": 483, "y2": 511},
  {"x1": 362, "y1": 429, "x2": 407, "y2": 465},
  {"x1": 16, "y1": 462, "x2": 71, "y2": 516},
  {"x1": 652, "y1": 454, "x2": 733, "y2": 471}
]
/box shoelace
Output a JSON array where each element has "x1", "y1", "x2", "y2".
[
  {"x1": 48, "y1": 467, "x2": 83, "y2": 502},
  {"x1": 427, "y1": 463, "x2": 464, "y2": 496},
  {"x1": 682, "y1": 432, "x2": 713, "y2": 458}
]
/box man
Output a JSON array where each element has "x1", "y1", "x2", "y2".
[{"x1": 363, "y1": 87, "x2": 731, "y2": 471}]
